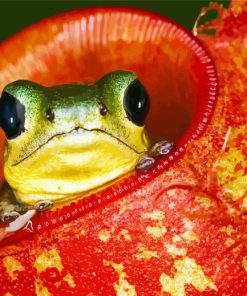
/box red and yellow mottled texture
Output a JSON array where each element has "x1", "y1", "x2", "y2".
[{"x1": 0, "y1": 2, "x2": 246, "y2": 296}]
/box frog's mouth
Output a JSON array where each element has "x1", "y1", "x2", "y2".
[{"x1": 12, "y1": 127, "x2": 144, "y2": 166}]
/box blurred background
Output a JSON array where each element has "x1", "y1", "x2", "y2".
[{"x1": 0, "y1": 1, "x2": 230, "y2": 42}]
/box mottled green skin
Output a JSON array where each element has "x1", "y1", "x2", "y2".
[{"x1": 4, "y1": 71, "x2": 140, "y2": 166}]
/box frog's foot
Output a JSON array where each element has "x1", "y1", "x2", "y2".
[
  {"x1": 34, "y1": 200, "x2": 54, "y2": 212},
  {"x1": 0, "y1": 200, "x2": 54, "y2": 241},
  {"x1": 135, "y1": 140, "x2": 174, "y2": 174},
  {"x1": 1, "y1": 211, "x2": 21, "y2": 222},
  {"x1": 0, "y1": 209, "x2": 37, "y2": 241},
  {"x1": 149, "y1": 140, "x2": 174, "y2": 157},
  {"x1": 135, "y1": 155, "x2": 156, "y2": 174}
]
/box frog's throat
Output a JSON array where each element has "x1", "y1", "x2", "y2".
[{"x1": 12, "y1": 127, "x2": 144, "y2": 166}]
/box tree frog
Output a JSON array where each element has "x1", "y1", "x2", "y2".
[{"x1": 0, "y1": 70, "x2": 173, "y2": 227}]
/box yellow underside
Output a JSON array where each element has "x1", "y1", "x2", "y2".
[{"x1": 4, "y1": 130, "x2": 145, "y2": 205}]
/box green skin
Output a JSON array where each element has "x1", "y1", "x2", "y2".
[{"x1": 1, "y1": 70, "x2": 150, "y2": 210}]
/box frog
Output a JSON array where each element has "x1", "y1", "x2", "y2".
[{"x1": 0, "y1": 70, "x2": 173, "y2": 232}]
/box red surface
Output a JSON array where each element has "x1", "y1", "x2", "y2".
[{"x1": 0, "y1": 4, "x2": 246, "y2": 296}]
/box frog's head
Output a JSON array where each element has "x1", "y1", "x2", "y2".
[{"x1": 0, "y1": 71, "x2": 150, "y2": 205}]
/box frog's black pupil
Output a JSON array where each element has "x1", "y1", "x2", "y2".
[
  {"x1": 123, "y1": 79, "x2": 150, "y2": 126},
  {"x1": 0, "y1": 92, "x2": 25, "y2": 139}
]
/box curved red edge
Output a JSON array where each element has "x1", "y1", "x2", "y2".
[{"x1": 0, "y1": 6, "x2": 218, "y2": 246}]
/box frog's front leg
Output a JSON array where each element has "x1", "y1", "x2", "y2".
[
  {"x1": 34, "y1": 200, "x2": 54, "y2": 212},
  {"x1": 135, "y1": 140, "x2": 174, "y2": 174},
  {"x1": 0, "y1": 199, "x2": 53, "y2": 240}
]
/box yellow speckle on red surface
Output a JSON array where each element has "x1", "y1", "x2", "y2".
[
  {"x1": 243, "y1": 197, "x2": 247, "y2": 213},
  {"x1": 195, "y1": 196, "x2": 214, "y2": 209},
  {"x1": 217, "y1": 129, "x2": 247, "y2": 201},
  {"x1": 79, "y1": 228, "x2": 88, "y2": 236},
  {"x1": 183, "y1": 218, "x2": 194, "y2": 230},
  {"x1": 142, "y1": 210, "x2": 164, "y2": 221},
  {"x1": 63, "y1": 273, "x2": 76, "y2": 288},
  {"x1": 165, "y1": 244, "x2": 187, "y2": 258},
  {"x1": 34, "y1": 247, "x2": 63, "y2": 274},
  {"x1": 134, "y1": 244, "x2": 158, "y2": 260},
  {"x1": 172, "y1": 235, "x2": 182, "y2": 243},
  {"x1": 4, "y1": 293, "x2": 13, "y2": 296},
  {"x1": 144, "y1": 210, "x2": 166, "y2": 239},
  {"x1": 220, "y1": 225, "x2": 236, "y2": 236},
  {"x1": 35, "y1": 278, "x2": 53, "y2": 296},
  {"x1": 233, "y1": 56, "x2": 247, "y2": 76},
  {"x1": 160, "y1": 257, "x2": 217, "y2": 296},
  {"x1": 117, "y1": 229, "x2": 131, "y2": 241},
  {"x1": 104, "y1": 260, "x2": 137, "y2": 296},
  {"x1": 98, "y1": 229, "x2": 112, "y2": 242},
  {"x1": 2, "y1": 256, "x2": 24, "y2": 280},
  {"x1": 146, "y1": 224, "x2": 167, "y2": 239},
  {"x1": 181, "y1": 230, "x2": 199, "y2": 242},
  {"x1": 180, "y1": 218, "x2": 198, "y2": 241},
  {"x1": 243, "y1": 258, "x2": 247, "y2": 272},
  {"x1": 225, "y1": 238, "x2": 235, "y2": 247}
]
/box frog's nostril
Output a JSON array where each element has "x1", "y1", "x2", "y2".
[
  {"x1": 99, "y1": 102, "x2": 108, "y2": 116},
  {"x1": 0, "y1": 92, "x2": 25, "y2": 139},
  {"x1": 46, "y1": 107, "x2": 55, "y2": 122}
]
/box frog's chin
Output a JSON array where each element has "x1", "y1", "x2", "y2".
[{"x1": 4, "y1": 129, "x2": 146, "y2": 205}]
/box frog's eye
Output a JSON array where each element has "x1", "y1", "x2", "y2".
[
  {"x1": 0, "y1": 92, "x2": 25, "y2": 139},
  {"x1": 123, "y1": 79, "x2": 150, "y2": 126}
]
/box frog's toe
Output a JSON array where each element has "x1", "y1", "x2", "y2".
[
  {"x1": 135, "y1": 156, "x2": 155, "y2": 174},
  {"x1": 149, "y1": 140, "x2": 174, "y2": 157},
  {"x1": 1, "y1": 211, "x2": 21, "y2": 222},
  {"x1": 34, "y1": 200, "x2": 54, "y2": 212}
]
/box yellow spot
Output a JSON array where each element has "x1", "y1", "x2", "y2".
[
  {"x1": 134, "y1": 244, "x2": 158, "y2": 260},
  {"x1": 195, "y1": 196, "x2": 213, "y2": 209},
  {"x1": 225, "y1": 238, "x2": 235, "y2": 247},
  {"x1": 143, "y1": 210, "x2": 164, "y2": 221},
  {"x1": 63, "y1": 273, "x2": 76, "y2": 288},
  {"x1": 243, "y1": 257, "x2": 247, "y2": 272},
  {"x1": 118, "y1": 199, "x2": 134, "y2": 215},
  {"x1": 180, "y1": 219, "x2": 198, "y2": 241},
  {"x1": 118, "y1": 229, "x2": 131, "y2": 241},
  {"x1": 34, "y1": 248, "x2": 63, "y2": 274},
  {"x1": 35, "y1": 278, "x2": 52, "y2": 296},
  {"x1": 217, "y1": 142, "x2": 247, "y2": 201},
  {"x1": 4, "y1": 293, "x2": 13, "y2": 296},
  {"x1": 220, "y1": 225, "x2": 236, "y2": 236},
  {"x1": 165, "y1": 244, "x2": 187, "y2": 258},
  {"x1": 98, "y1": 229, "x2": 111, "y2": 242},
  {"x1": 172, "y1": 235, "x2": 182, "y2": 243},
  {"x1": 80, "y1": 228, "x2": 87, "y2": 236},
  {"x1": 104, "y1": 260, "x2": 137, "y2": 296},
  {"x1": 232, "y1": 246, "x2": 241, "y2": 253},
  {"x1": 146, "y1": 224, "x2": 167, "y2": 239},
  {"x1": 181, "y1": 230, "x2": 199, "y2": 242},
  {"x1": 54, "y1": 281, "x2": 61, "y2": 288},
  {"x1": 183, "y1": 218, "x2": 194, "y2": 230},
  {"x1": 160, "y1": 257, "x2": 217, "y2": 296},
  {"x1": 233, "y1": 56, "x2": 247, "y2": 76},
  {"x1": 2, "y1": 256, "x2": 24, "y2": 280},
  {"x1": 243, "y1": 197, "x2": 247, "y2": 213}
]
